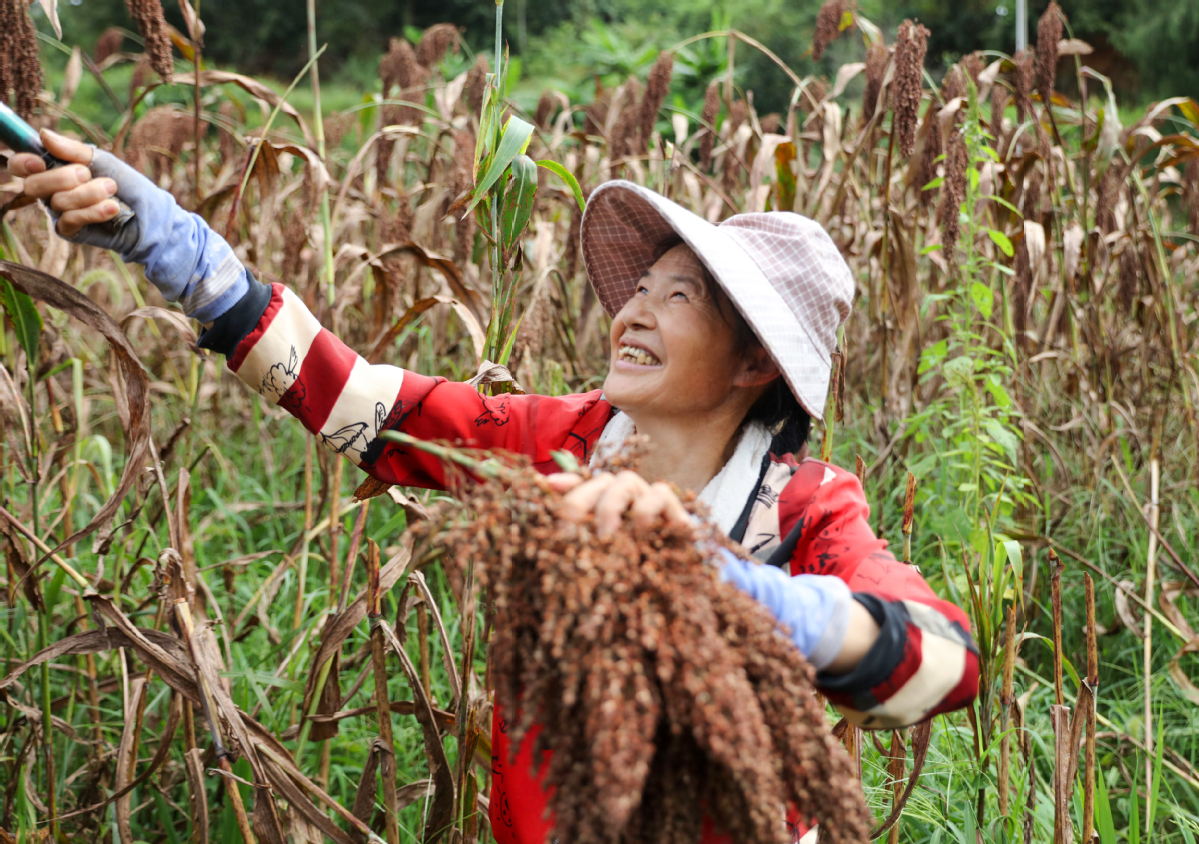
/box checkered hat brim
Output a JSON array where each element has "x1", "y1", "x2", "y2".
[{"x1": 580, "y1": 180, "x2": 854, "y2": 422}]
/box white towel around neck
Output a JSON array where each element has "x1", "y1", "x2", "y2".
[{"x1": 589, "y1": 412, "x2": 772, "y2": 535}]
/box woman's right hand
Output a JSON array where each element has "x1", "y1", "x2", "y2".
[
  {"x1": 548, "y1": 470, "x2": 690, "y2": 537},
  {"x1": 7, "y1": 129, "x2": 250, "y2": 325},
  {"x1": 7, "y1": 130, "x2": 122, "y2": 237}
]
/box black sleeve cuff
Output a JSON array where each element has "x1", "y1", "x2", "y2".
[
  {"x1": 815, "y1": 593, "x2": 908, "y2": 700},
  {"x1": 196, "y1": 271, "x2": 273, "y2": 357}
]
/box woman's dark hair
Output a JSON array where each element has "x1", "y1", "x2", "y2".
[{"x1": 651, "y1": 235, "x2": 812, "y2": 455}]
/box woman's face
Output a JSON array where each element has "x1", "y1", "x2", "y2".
[{"x1": 603, "y1": 243, "x2": 773, "y2": 420}]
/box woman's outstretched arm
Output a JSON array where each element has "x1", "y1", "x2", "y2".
[{"x1": 8, "y1": 131, "x2": 616, "y2": 489}]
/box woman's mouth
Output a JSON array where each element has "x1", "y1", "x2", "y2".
[{"x1": 617, "y1": 344, "x2": 662, "y2": 366}]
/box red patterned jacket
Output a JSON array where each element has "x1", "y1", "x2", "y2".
[{"x1": 219, "y1": 283, "x2": 979, "y2": 844}]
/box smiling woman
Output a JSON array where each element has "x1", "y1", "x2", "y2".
[{"x1": 6, "y1": 139, "x2": 979, "y2": 844}]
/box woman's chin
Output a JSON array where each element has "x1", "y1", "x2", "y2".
[{"x1": 602, "y1": 370, "x2": 663, "y2": 409}]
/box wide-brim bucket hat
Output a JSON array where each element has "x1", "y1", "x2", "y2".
[{"x1": 580, "y1": 180, "x2": 854, "y2": 422}]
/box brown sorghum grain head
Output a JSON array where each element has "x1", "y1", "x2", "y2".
[
  {"x1": 563, "y1": 188, "x2": 589, "y2": 281},
  {"x1": 699, "y1": 80, "x2": 721, "y2": 170},
  {"x1": 941, "y1": 63, "x2": 966, "y2": 104},
  {"x1": 893, "y1": 20, "x2": 928, "y2": 157},
  {"x1": 584, "y1": 79, "x2": 610, "y2": 137},
  {"x1": 727, "y1": 98, "x2": 748, "y2": 135},
  {"x1": 862, "y1": 42, "x2": 888, "y2": 123},
  {"x1": 425, "y1": 465, "x2": 873, "y2": 844},
  {"x1": 938, "y1": 129, "x2": 968, "y2": 252},
  {"x1": 0, "y1": 0, "x2": 43, "y2": 119},
  {"x1": 990, "y1": 83, "x2": 1008, "y2": 138},
  {"x1": 380, "y1": 37, "x2": 419, "y2": 97},
  {"x1": 916, "y1": 103, "x2": 942, "y2": 207},
  {"x1": 1184, "y1": 158, "x2": 1199, "y2": 235},
  {"x1": 812, "y1": 0, "x2": 848, "y2": 61},
  {"x1": 464, "y1": 53, "x2": 489, "y2": 115},
  {"x1": 124, "y1": 0, "x2": 173, "y2": 82},
  {"x1": 128, "y1": 106, "x2": 195, "y2": 182},
  {"x1": 1118, "y1": 243, "x2": 1138, "y2": 311},
  {"x1": 759, "y1": 112, "x2": 781, "y2": 135},
  {"x1": 449, "y1": 128, "x2": 475, "y2": 200},
  {"x1": 1014, "y1": 239, "x2": 1030, "y2": 353},
  {"x1": 128, "y1": 55, "x2": 148, "y2": 99},
  {"x1": 1023, "y1": 166, "x2": 1042, "y2": 224},
  {"x1": 962, "y1": 51, "x2": 984, "y2": 87},
  {"x1": 376, "y1": 105, "x2": 400, "y2": 185},
  {"x1": 94, "y1": 27, "x2": 125, "y2": 64},
  {"x1": 606, "y1": 77, "x2": 641, "y2": 162},
  {"x1": 1036, "y1": 2, "x2": 1063, "y2": 103},
  {"x1": 416, "y1": 23, "x2": 460, "y2": 69},
  {"x1": 1096, "y1": 166, "x2": 1118, "y2": 235},
  {"x1": 639, "y1": 51, "x2": 674, "y2": 154},
  {"x1": 534, "y1": 90, "x2": 556, "y2": 130},
  {"x1": 1012, "y1": 49, "x2": 1034, "y2": 124}
]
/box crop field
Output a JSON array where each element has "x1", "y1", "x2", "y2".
[{"x1": 1, "y1": 0, "x2": 1199, "y2": 842}]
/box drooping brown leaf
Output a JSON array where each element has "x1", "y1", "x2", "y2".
[
  {"x1": 0, "y1": 262, "x2": 151, "y2": 560},
  {"x1": 378, "y1": 618, "x2": 456, "y2": 843}
]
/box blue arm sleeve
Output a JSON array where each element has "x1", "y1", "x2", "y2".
[{"x1": 717, "y1": 548, "x2": 853, "y2": 671}]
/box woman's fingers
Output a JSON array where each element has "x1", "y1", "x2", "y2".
[
  {"x1": 545, "y1": 472, "x2": 586, "y2": 493},
  {"x1": 6, "y1": 152, "x2": 46, "y2": 179},
  {"x1": 57, "y1": 201, "x2": 120, "y2": 238},
  {"x1": 50, "y1": 177, "x2": 118, "y2": 213},
  {"x1": 592, "y1": 471, "x2": 651, "y2": 536},
  {"x1": 629, "y1": 481, "x2": 690, "y2": 529},
  {"x1": 18, "y1": 163, "x2": 92, "y2": 201},
  {"x1": 40, "y1": 129, "x2": 95, "y2": 165},
  {"x1": 558, "y1": 471, "x2": 689, "y2": 537},
  {"x1": 558, "y1": 473, "x2": 617, "y2": 523}
]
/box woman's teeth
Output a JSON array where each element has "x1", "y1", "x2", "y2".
[{"x1": 618, "y1": 345, "x2": 662, "y2": 366}]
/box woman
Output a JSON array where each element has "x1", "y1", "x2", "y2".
[{"x1": 9, "y1": 131, "x2": 978, "y2": 844}]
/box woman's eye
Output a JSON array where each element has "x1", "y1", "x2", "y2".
[{"x1": 671, "y1": 290, "x2": 689, "y2": 301}]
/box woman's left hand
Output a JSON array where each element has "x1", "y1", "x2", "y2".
[{"x1": 548, "y1": 470, "x2": 690, "y2": 537}]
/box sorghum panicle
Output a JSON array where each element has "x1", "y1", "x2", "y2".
[
  {"x1": 124, "y1": 0, "x2": 173, "y2": 82},
  {"x1": 892, "y1": 20, "x2": 929, "y2": 157},
  {"x1": 1036, "y1": 2, "x2": 1063, "y2": 104},
  {"x1": 638, "y1": 51, "x2": 674, "y2": 154}
]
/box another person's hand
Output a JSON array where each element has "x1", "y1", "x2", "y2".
[
  {"x1": 7, "y1": 131, "x2": 120, "y2": 238},
  {"x1": 547, "y1": 470, "x2": 689, "y2": 538},
  {"x1": 7, "y1": 128, "x2": 249, "y2": 324}
]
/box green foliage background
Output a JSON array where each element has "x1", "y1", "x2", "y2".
[{"x1": 39, "y1": 0, "x2": 1199, "y2": 111}]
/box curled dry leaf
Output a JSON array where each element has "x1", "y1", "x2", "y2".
[
  {"x1": 299, "y1": 537, "x2": 413, "y2": 719},
  {"x1": 465, "y1": 358, "x2": 525, "y2": 393},
  {"x1": 366, "y1": 292, "x2": 486, "y2": 365},
  {"x1": 0, "y1": 261, "x2": 150, "y2": 560},
  {"x1": 170, "y1": 70, "x2": 315, "y2": 148},
  {"x1": 121, "y1": 306, "x2": 199, "y2": 352},
  {"x1": 377, "y1": 616, "x2": 456, "y2": 842}
]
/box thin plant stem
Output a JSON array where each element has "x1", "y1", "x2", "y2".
[
  {"x1": 1144, "y1": 423, "x2": 1161, "y2": 813},
  {"x1": 306, "y1": 0, "x2": 335, "y2": 304}
]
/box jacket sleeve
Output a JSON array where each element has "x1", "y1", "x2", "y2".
[
  {"x1": 222, "y1": 283, "x2": 614, "y2": 490},
  {"x1": 772, "y1": 459, "x2": 979, "y2": 730}
]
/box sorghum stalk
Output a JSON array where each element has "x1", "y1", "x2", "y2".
[{"x1": 366, "y1": 540, "x2": 402, "y2": 844}]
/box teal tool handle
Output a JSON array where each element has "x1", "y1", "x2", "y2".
[{"x1": 0, "y1": 102, "x2": 136, "y2": 234}]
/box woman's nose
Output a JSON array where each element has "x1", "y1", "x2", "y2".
[{"x1": 622, "y1": 295, "x2": 658, "y2": 330}]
